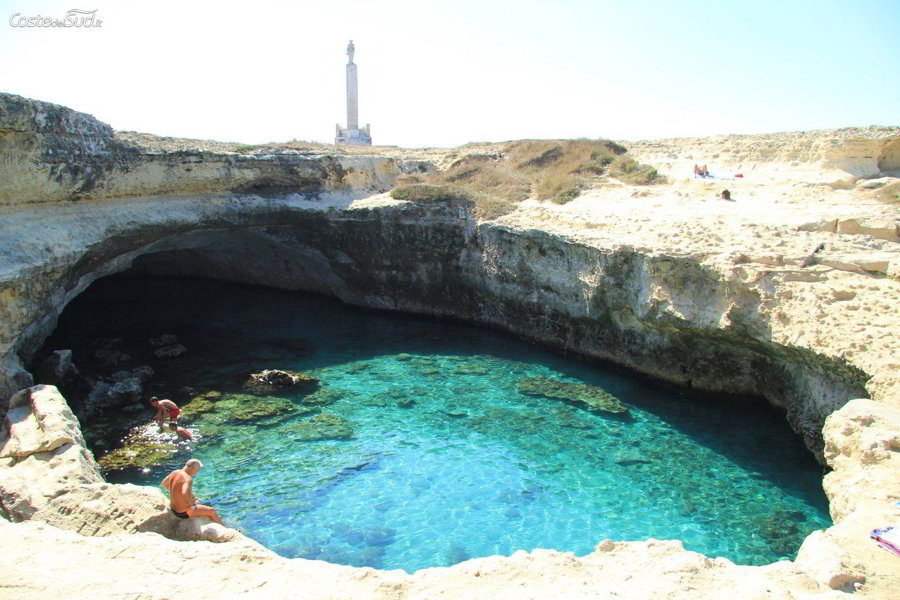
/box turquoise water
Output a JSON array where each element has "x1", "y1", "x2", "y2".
[{"x1": 49, "y1": 277, "x2": 830, "y2": 572}]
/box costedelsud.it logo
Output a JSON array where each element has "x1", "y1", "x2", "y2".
[{"x1": 9, "y1": 8, "x2": 102, "y2": 28}]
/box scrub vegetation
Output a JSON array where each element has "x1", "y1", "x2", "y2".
[{"x1": 390, "y1": 139, "x2": 663, "y2": 220}]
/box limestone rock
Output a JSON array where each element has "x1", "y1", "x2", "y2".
[
  {"x1": 0, "y1": 385, "x2": 89, "y2": 457},
  {"x1": 856, "y1": 176, "x2": 897, "y2": 190},
  {"x1": 0, "y1": 387, "x2": 103, "y2": 522},
  {"x1": 834, "y1": 218, "x2": 899, "y2": 243},
  {"x1": 40, "y1": 482, "x2": 241, "y2": 543},
  {"x1": 823, "y1": 399, "x2": 900, "y2": 468},
  {"x1": 795, "y1": 530, "x2": 865, "y2": 590}
]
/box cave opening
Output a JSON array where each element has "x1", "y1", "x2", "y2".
[{"x1": 33, "y1": 269, "x2": 832, "y2": 572}]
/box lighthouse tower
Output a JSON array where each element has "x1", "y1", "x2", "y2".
[{"x1": 335, "y1": 40, "x2": 372, "y2": 145}]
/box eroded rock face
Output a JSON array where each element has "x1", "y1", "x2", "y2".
[{"x1": 0, "y1": 92, "x2": 403, "y2": 207}]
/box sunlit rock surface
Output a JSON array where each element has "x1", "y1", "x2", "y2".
[{"x1": 1, "y1": 93, "x2": 898, "y2": 598}]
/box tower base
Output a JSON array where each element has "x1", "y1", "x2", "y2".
[{"x1": 335, "y1": 124, "x2": 372, "y2": 146}]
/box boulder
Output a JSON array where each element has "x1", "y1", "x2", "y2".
[
  {"x1": 0, "y1": 386, "x2": 104, "y2": 522},
  {"x1": 107, "y1": 377, "x2": 143, "y2": 405},
  {"x1": 244, "y1": 369, "x2": 320, "y2": 395},
  {"x1": 110, "y1": 366, "x2": 154, "y2": 383},
  {"x1": 1, "y1": 386, "x2": 89, "y2": 457}
]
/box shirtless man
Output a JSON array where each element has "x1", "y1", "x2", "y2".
[
  {"x1": 150, "y1": 396, "x2": 180, "y2": 428},
  {"x1": 160, "y1": 459, "x2": 224, "y2": 525}
]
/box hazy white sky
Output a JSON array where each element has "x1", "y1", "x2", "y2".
[{"x1": 1, "y1": 0, "x2": 898, "y2": 147}]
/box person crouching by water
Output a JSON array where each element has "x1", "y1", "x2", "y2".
[
  {"x1": 161, "y1": 459, "x2": 224, "y2": 525},
  {"x1": 149, "y1": 396, "x2": 180, "y2": 429},
  {"x1": 168, "y1": 422, "x2": 193, "y2": 441}
]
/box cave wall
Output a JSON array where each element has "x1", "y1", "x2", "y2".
[{"x1": 4, "y1": 193, "x2": 866, "y2": 459}]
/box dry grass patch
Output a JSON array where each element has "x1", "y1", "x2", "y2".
[{"x1": 391, "y1": 139, "x2": 663, "y2": 219}]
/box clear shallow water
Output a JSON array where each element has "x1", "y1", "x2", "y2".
[{"x1": 48, "y1": 277, "x2": 830, "y2": 572}]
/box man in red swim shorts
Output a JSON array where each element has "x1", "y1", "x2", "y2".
[{"x1": 149, "y1": 396, "x2": 181, "y2": 428}]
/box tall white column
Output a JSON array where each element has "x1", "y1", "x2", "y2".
[{"x1": 346, "y1": 62, "x2": 358, "y2": 131}]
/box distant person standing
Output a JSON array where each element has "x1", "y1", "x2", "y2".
[
  {"x1": 149, "y1": 396, "x2": 180, "y2": 428},
  {"x1": 160, "y1": 459, "x2": 224, "y2": 525}
]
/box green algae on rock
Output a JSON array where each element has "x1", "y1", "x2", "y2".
[
  {"x1": 180, "y1": 391, "x2": 223, "y2": 420},
  {"x1": 517, "y1": 376, "x2": 628, "y2": 414},
  {"x1": 223, "y1": 395, "x2": 298, "y2": 424},
  {"x1": 285, "y1": 413, "x2": 354, "y2": 441},
  {"x1": 97, "y1": 440, "x2": 178, "y2": 470},
  {"x1": 95, "y1": 423, "x2": 181, "y2": 471},
  {"x1": 300, "y1": 387, "x2": 347, "y2": 406}
]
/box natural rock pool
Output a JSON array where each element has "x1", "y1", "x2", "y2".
[{"x1": 42, "y1": 276, "x2": 831, "y2": 572}]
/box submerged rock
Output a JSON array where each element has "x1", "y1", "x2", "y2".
[
  {"x1": 94, "y1": 423, "x2": 181, "y2": 472},
  {"x1": 300, "y1": 387, "x2": 346, "y2": 406},
  {"x1": 180, "y1": 391, "x2": 223, "y2": 420},
  {"x1": 285, "y1": 413, "x2": 353, "y2": 441},
  {"x1": 517, "y1": 376, "x2": 628, "y2": 414},
  {"x1": 225, "y1": 396, "x2": 297, "y2": 424},
  {"x1": 96, "y1": 440, "x2": 178, "y2": 471},
  {"x1": 453, "y1": 364, "x2": 489, "y2": 376},
  {"x1": 153, "y1": 344, "x2": 187, "y2": 359},
  {"x1": 244, "y1": 369, "x2": 320, "y2": 395}
]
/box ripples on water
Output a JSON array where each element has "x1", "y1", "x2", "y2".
[{"x1": 50, "y1": 277, "x2": 830, "y2": 572}]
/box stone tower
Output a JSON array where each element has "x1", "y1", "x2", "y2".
[{"x1": 335, "y1": 40, "x2": 372, "y2": 145}]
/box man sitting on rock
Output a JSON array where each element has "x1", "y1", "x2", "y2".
[
  {"x1": 149, "y1": 396, "x2": 180, "y2": 428},
  {"x1": 160, "y1": 459, "x2": 224, "y2": 525}
]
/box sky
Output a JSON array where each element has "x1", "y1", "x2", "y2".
[{"x1": 1, "y1": 0, "x2": 898, "y2": 147}]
